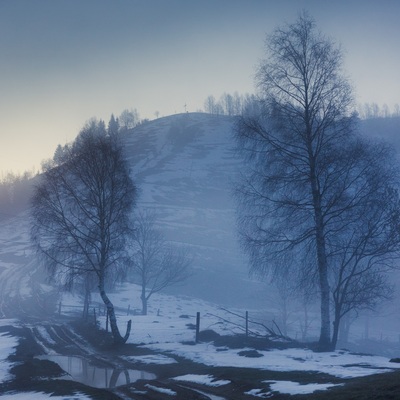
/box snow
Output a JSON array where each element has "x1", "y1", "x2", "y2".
[
  {"x1": 92, "y1": 283, "x2": 400, "y2": 380},
  {"x1": 173, "y1": 374, "x2": 230, "y2": 386},
  {"x1": 0, "y1": 321, "x2": 19, "y2": 383},
  {"x1": 245, "y1": 388, "x2": 269, "y2": 398},
  {"x1": 94, "y1": 282, "x2": 265, "y2": 345},
  {"x1": 143, "y1": 341, "x2": 400, "y2": 379},
  {"x1": 265, "y1": 380, "x2": 343, "y2": 395},
  {"x1": 1, "y1": 263, "x2": 398, "y2": 398},
  {"x1": 145, "y1": 384, "x2": 176, "y2": 396},
  {"x1": 245, "y1": 381, "x2": 343, "y2": 397},
  {"x1": 57, "y1": 283, "x2": 397, "y2": 382},
  {"x1": 123, "y1": 354, "x2": 178, "y2": 365},
  {"x1": 35, "y1": 326, "x2": 57, "y2": 346},
  {"x1": 0, "y1": 392, "x2": 92, "y2": 399},
  {"x1": 0, "y1": 250, "x2": 399, "y2": 399}
]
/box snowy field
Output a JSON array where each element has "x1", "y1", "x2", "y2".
[
  {"x1": 59, "y1": 282, "x2": 400, "y2": 397},
  {"x1": 1, "y1": 276, "x2": 400, "y2": 398}
]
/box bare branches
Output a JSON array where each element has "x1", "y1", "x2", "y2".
[
  {"x1": 235, "y1": 13, "x2": 400, "y2": 351},
  {"x1": 31, "y1": 120, "x2": 137, "y2": 344},
  {"x1": 128, "y1": 210, "x2": 192, "y2": 315}
]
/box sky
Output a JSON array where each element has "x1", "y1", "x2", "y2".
[{"x1": 0, "y1": 0, "x2": 399, "y2": 174}]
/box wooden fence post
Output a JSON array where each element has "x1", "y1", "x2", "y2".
[
  {"x1": 195, "y1": 312, "x2": 200, "y2": 343},
  {"x1": 93, "y1": 308, "x2": 97, "y2": 326},
  {"x1": 58, "y1": 302, "x2": 62, "y2": 315},
  {"x1": 246, "y1": 311, "x2": 249, "y2": 338},
  {"x1": 106, "y1": 308, "x2": 109, "y2": 333},
  {"x1": 127, "y1": 304, "x2": 130, "y2": 316}
]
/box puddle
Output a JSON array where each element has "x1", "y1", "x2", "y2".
[{"x1": 38, "y1": 355, "x2": 157, "y2": 388}]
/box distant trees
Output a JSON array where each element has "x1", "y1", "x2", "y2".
[
  {"x1": 128, "y1": 210, "x2": 191, "y2": 315},
  {"x1": 119, "y1": 108, "x2": 140, "y2": 130},
  {"x1": 31, "y1": 119, "x2": 137, "y2": 344},
  {"x1": 235, "y1": 13, "x2": 400, "y2": 351},
  {"x1": 358, "y1": 102, "x2": 400, "y2": 119},
  {"x1": 204, "y1": 95, "x2": 223, "y2": 115},
  {"x1": 204, "y1": 92, "x2": 256, "y2": 116},
  {"x1": 0, "y1": 171, "x2": 36, "y2": 220},
  {"x1": 107, "y1": 114, "x2": 120, "y2": 136}
]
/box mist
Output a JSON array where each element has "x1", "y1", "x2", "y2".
[{"x1": 1, "y1": 2, "x2": 400, "y2": 397}]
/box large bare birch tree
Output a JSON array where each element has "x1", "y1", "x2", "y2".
[
  {"x1": 31, "y1": 120, "x2": 136, "y2": 344},
  {"x1": 235, "y1": 13, "x2": 400, "y2": 351}
]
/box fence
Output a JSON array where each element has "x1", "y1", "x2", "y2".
[
  {"x1": 57, "y1": 301, "x2": 275, "y2": 343},
  {"x1": 57, "y1": 300, "x2": 400, "y2": 346}
]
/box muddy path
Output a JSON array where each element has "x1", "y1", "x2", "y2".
[
  {"x1": 0, "y1": 316, "x2": 254, "y2": 399},
  {"x1": 4, "y1": 317, "x2": 400, "y2": 400},
  {"x1": 0, "y1": 251, "x2": 237, "y2": 398}
]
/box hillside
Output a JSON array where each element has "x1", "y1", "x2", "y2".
[
  {"x1": 0, "y1": 113, "x2": 399, "y2": 313},
  {"x1": 122, "y1": 113, "x2": 264, "y2": 307},
  {"x1": 359, "y1": 116, "x2": 400, "y2": 154},
  {"x1": 2, "y1": 113, "x2": 400, "y2": 398}
]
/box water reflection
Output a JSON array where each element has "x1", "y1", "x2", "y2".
[{"x1": 38, "y1": 355, "x2": 156, "y2": 388}]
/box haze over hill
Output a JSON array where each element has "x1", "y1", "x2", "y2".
[
  {"x1": 360, "y1": 116, "x2": 400, "y2": 152},
  {"x1": 1, "y1": 112, "x2": 400, "y2": 312},
  {"x1": 122, "y1": 112, "x2": 264, "y2": 307}
]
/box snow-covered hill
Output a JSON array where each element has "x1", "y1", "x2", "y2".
[
  {"x1": 360, "y1": 116, "x2": 400, "y2": 149},
  {"x1": 0, "y1": 113, "x2": 264, "y2": 315},
  {"x1": 1, "y1": 112, "x2": 399, "y2": 329},
  {"x1": 123, "y1": 113, "x2": 263, "y2": 307}
]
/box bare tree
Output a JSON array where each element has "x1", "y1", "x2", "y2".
[
  {"x1": 31, "y1": 120, "x2": 136, "y2": 344},
  {"x1": 129, "y1": 211, "x2": 191, "y2": 315},
  {"x1": 119, "y1": 108, "x2": 139, "y2": 130},
  {"x1": 0, "y1": 171, "x2": 36, "y2": 220},
  {"x1": 328, "y1": 151, "x2": 400, "y2": 348},
  {"x1": 220, "y1": 93, "x2": 235, "y2": 116},
  {"x1": 393, "y1": 104, "x2": 400, "y2": 117},
  {"x1": 204, "y1": 95, "x2": 217, "y2": 114},
  {"x1": 234, "y1": 12, "x2": 400, "y2": 351}
]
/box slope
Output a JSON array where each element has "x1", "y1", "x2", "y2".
[{"x1": 122, "y1": 112, "x2": 264, "y2": 307}]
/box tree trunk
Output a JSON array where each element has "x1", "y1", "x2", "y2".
[
  {"x1": 83, "y1": 285, "x2": 91, "y2": 321},
  {"x1": 317, "y1": 251, "x2": 332, "y2": 351},
  {"x1": 99, "y1": 279, "x2": 131, "y2": 344},
  {"x1": 301, "y1": 302, "x2": 309, "y2": 342},
  {"x1": 331, "y1": 308, "x2": 341, "y2": 351},
  {"x1": 141, "y1": 285, "x2": 147, "y2": 316},
  {"x1": 309, "y1": 162, "x2": 332, "y2": 351}
]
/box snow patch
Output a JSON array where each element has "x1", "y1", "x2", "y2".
[
  {"x1": 266, "y1": 380, "x2": 342, "y2": 395},
  {"x1": 145, "y1": 342, "x2": 400, "y2": 379},
  {"x1": 0, "y1": 327, "x2": 19, "y2": 383},
  {"x1": 0, "y1": 392, "x2": 92, "y2": 399},
  {"x1": 173, "y1": 374, "x2": 230, "y2": 386},
  {"x1": 123, "y1": 354, "x2": 177, "y2": 365},
  {"x1": 35, "y1": 326, "x2": 56, "y2": 346},
  {"x1": 145, "y1": 383, "x2": 177, "y2": 396}
]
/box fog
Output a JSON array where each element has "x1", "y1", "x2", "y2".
[{"x1": 1, "y1": 113, "x2": 400, "y2": 352}]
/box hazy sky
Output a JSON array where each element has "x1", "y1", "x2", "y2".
[{"x1": 0, "y1": 0, "x2": 399, "y2": 174}]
